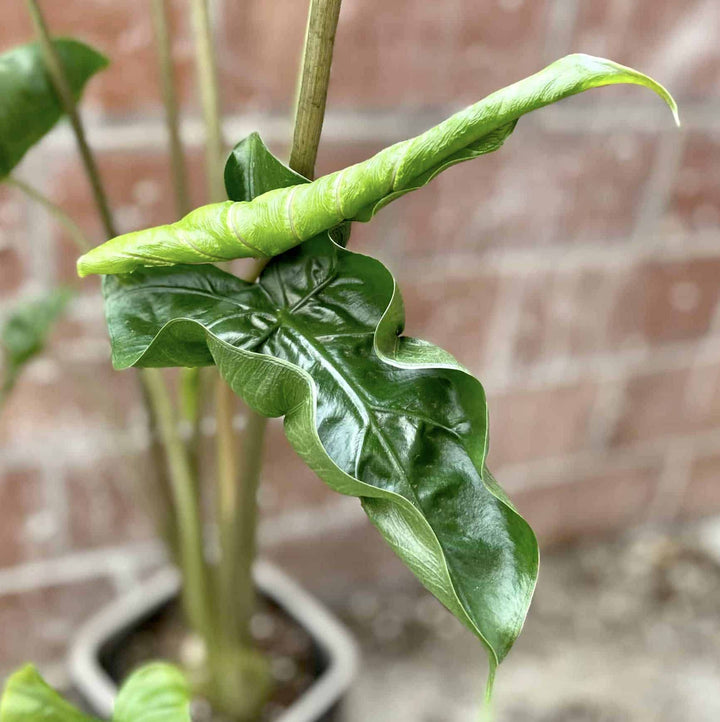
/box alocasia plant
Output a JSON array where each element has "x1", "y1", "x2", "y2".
[
  {"x1": 0, "y1": 0, "x2": 679, "y2": 718},
  {"x1": 0, "y1": 663, "x2": 190, "y2": 722},
  {"x1": 80, "y1": 58, "x2": 676, "y2": 690}
]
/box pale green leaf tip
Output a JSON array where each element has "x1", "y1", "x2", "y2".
[{"x1": 578, "y1": 53, "x2": 680, "y2": 127}]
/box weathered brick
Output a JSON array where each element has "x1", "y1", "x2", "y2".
[
  {"x1": 47, "y1": 150, "x2": 206, "y2": 284},
  {"x1": 266, "y1": 516, "x2": 413, "y2": 606},
  {"x1": 0, "y1": 188, "x2": 28, "y2": 297},
  {"x1": 259, "y1": 420, "x2": 338, "y2": 516},
  {"x1": 609, "y1": 258, "x2": 720, "y2": 347},
  {"x1": 350, "y1": 130, "x2": 657, "y2": 259},
  {"x1": 0, "y1": 356, "x2": 141, "y2": 450},
  {"x1": 399, "y1": 272, "x2": 499, "y2": 373},
  {"x1": 219, "y1": 0, "x2": 551, "y2": 111},
  {"x1": 571, "y1": 1, "x2": 720, "y2": 100},
  {"x1": 681, "y1": 452, "x2": 720, "y2": 519},
  {"x1": 668, "y1": 133, "x2": 720, "y2": 234},
  {"x1": 612, "y1": 362, "x2": 720, "y2": 446},
  {"x1": 0, "y1": 578, "x2": 115, "y2": 678},
  {"x1": 513, "y1": 269, "x2": 612, "y2": 365},
  {"x1": 0, "y1": 470, "x2": 44, "y2": 568},
  {"x1": 64, "y1": 455, "x2": 154, "y2": 550},
  {"x1": 487, "y1": 382, "x2": 598, "y2": 466},
  {"x1": 0, "y1": 0, "x2": 194, "y2": 114},
  {"x1": 513, "y1": 463, "x2": 661, "y2": 545}
]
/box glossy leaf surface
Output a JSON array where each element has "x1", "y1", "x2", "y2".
[
  {"x1": 0, "y1": 664, "x2": 190, "y2": 722},
  {"x1": 78, "y1": 53, "x2": 678, "y2": 276},
  {"x1": 100, "y1": 135, "x2": 538, "y2": 667},
  {"x1": 0, "y1": 39, "x2": 107, "y2": 178},
  {"x1": 104, "y1": 238, "x2": 538, "y2": 664},
  {"x1": 1, "y1": 288, "x2": 71, "y2": 400}
]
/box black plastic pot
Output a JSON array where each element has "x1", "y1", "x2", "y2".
[{"x1": 68, "y1": 561, "x2": 359, "y2": 721}]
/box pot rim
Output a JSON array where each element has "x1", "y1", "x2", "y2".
[{"x1": 68, "y1": 560, "x2": 359, "y2": 722}]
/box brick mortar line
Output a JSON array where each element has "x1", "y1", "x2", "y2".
[
  {"x1": 396, "y1": 231, "x2": 720, "y2": 277},
  {"x1": 631, "y1": 130, "x2": 686, "y2": 242},
  {"x1": 4, "y1": 334, "x2": 720, "y2": 472},
  {"x1": 0, "y1": 497, "x2": 365, "y2": 596},
  {"x1": 645, "y1": 439, "x2": 695, "y2": 523},
  {"x1": 544, "y1": 0, "x2": 580, "y2": 62},
  {"x1": 2, "y1": 425, "x2": 714, "y2": 598},
  {"x1": 498, "y1": 424, "x2": 720, "y2": 494},
  {"x1": 35, "y1": 98, "x2": 714, "y2": 156},
  {"x1": 5, "y1": 227, "x2": 720, "y2": 319}
]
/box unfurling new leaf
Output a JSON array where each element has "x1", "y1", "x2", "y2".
[{"x1": 77, "y1": 53, "x2": 678, "y2": 277}]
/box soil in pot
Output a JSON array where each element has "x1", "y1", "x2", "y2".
[{"x1": 99, "y1": 594, "x2": 325, "y2": 721}]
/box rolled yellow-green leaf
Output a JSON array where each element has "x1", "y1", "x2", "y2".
[{"x1": 77, "y1": 54, "x2": 678, "y2": 277}]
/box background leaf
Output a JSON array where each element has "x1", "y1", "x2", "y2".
[
  {"x1": 0, "y1": 665, "x2": 99, "y2": 722},
  {"x1": 113, "y1": 663, "x2": 191, "y2": 722},
  {"x1": 0, "y1": 38, "x2": 108, "y2": 178},
  {"x1": 1, "y1": 288, "x2": 72, "y2": 402}
]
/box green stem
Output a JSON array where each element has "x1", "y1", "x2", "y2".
[
  {"x1": 25, "y1": 0, "x2": 117, "y2": 238},
  {"x1": 5, "y1": 175, "x2": 90, "y2": 251},
  {"x1": 141, "y1": 369, "x2": 214, "y2": 640},
  {"x1": 25, "y1": 0, "x2": 188, "y2": 584},
  {"x1": 289, "y1": 0, "x2": 343, "y2": 180},
  {"x1": 189, "y1": 0, "x2": 225, "y2": 202},
  {"x1": 151, "y1": 0, "x2": 191, "y2": 217},
  {"x1": 209, "y1": 0, "x2": 344, "y2": 713},
  {"x1": 220, "y1": 0, "x2": 344, "y2": 650},
  {"x1": 151, "y1": 0, "x2": 202, "y2": 475}
]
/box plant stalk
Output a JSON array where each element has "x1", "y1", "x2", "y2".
[
  {"x1": 151, "y1": 0, "x2": 203, "y2": 477},
  {"x1": 188, "y1": 0, "x2": 225, "y2": 203},
  {"x1": 289, "y1": 0, "x2": 343, "y2": 180},
  {"x1": 141, "y1": 369, "x2": 214, "y2": 640},
  {"x1": 206, "y1": 1, "x2": 344, "y2": 714},
  {"x1": 25, "y1": 0, "x2": 189, "y2": 580},
  {"x1": 25, "y1": 0, "x2": 117, "y2": 239},
  {"x1": 151, "y1": 0, "x2": 191, "y2": 217},
  {"x1": 6, "y1": 175, "x2": 91, "y2": 251}
]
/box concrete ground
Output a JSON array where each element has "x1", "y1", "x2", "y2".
[{"x1": 343, "y1": 518, "x2": 720, "y2": 722}]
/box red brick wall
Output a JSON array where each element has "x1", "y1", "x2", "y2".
[{"x1": 1, "y1": 2, "x2": 720, "y2": 667}]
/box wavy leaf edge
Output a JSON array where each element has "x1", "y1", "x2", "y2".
[{"x1": 105, "y1": 236, "x2": 539, "y2": 668}]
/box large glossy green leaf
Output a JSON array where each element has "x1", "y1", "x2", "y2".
[
  {"x1": 1, "y1": 288, "x2": 71, "y2": 402},
  {"x1": 103, "y1": 238, "x2": 538, "y2": 666},
  {"x1": 0, "y1": 39, "x2": 108, "y2": 179},
  {"x1": 101, "y1": 132, "x2": 538, "y2": 670},
  {"x1": 78, "y1": 53, "x2": 678, "y2": 276},
  {"x1": 0, "y1": 665, "x2": 99, "y2": 722},
  {"x1": 0, "y1": 664, "x2": 190, "y2": 722}
]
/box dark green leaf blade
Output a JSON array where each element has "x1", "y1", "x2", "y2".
[
  {"x1": 224, "y1": 132, "x2": 307, "y2": 202},
  {"x1": 0, "y1": 39, "x2": 108, "y2": 178},
  {"x1": 113, "y1": 663, "x2": 191, "y2": 722},
  {"x1": 103, "y1": 237, "x2": 538, "y2": 664},
  {"x1": 0, "y1": 665, "x2": 99, "y2": 722}
]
